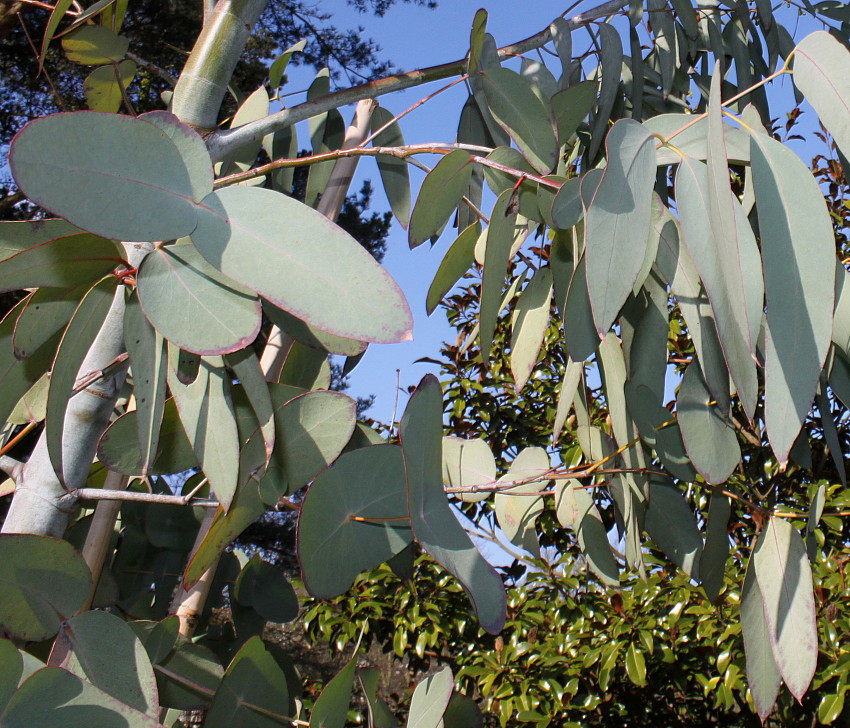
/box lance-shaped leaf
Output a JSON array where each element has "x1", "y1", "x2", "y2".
[
  {"x1": 46, "y1": 276, "x2": 119, "y2": 485},
  {"x1": 9, "y1": 112, "x2": 201, "y2": 242},
  {"x1": 183, "y1": 486, "x2": 265, "y2": 589},
  {"x1": 645, "y1": 114, "x2": 752, "y2": 166},
  {"x1": 137, "y1": 241, "x2": 261, "y2": 356},
  {"x1": 751, "y1": 132, "x2": 834, "y2": 463},
  {"x1": 677, "y1": 360, "x2": 741, "y2": 484},
  {"x1": 310, "y1": 642, "x2": 360, "y2": 728},
  {"x1": 753, "y1": 516, "x2": 818, "y2": 700},
  {"x1": 226, "y1": 348, "x2": 275, "y2": 462},
  {"x1": 426, "y1": 222, "x2": 480, "y2": 316},
  {"x1": 833, "y1": 261, "x2": 850, "y2": 355},
  {"x1": 741, "y1": 558, "x2": 782, "y2": 722},
  {"x1": 0, "y1": 233, "x2": 124, "y2": 294},
  {"x1": 563, "y1": 252, "x2": 599, "y2": 362},
  {"x1": 400, "y1": 374, "x2": 506, "y2": 634},
  {"x1": 167, "y1": 355, "x2": 240, "y2": 510},
  {"x1": 584, "y1": 119, "x2": 656, "y2": 334},
  {"x1": 192, "y1": 185, "x2": 412, "y2": 344},
  {"x1": 219, "y1": 85, "x2": 270, "y2": 177},
  {"x1": 357, "y1": 668, "x2": 398, "y2": 728},
  {"x1": 124, "y1": 293, "x2": 167, "y2": 476},
  {"x1": 510, "y1": 266, "x2": 553, "y2": 391},
  {"x1": 442, "y1": 436, "x2": 496, "y2": 504},
  {"x1": 139, "y1": 111, "x2": 213, "y2": 203},
  {"x1": 408, "y1": 150, "x2": 473, "y2": 247},
  {"x1": 98, "y1": 398, "x2": 198, "y2": 476},
  {"x1": 793, "y1": 31, "x2": 850, "y2": 162},
  {"x1": 407, "y1": 667, "x2": 453, "y2": 728},
  {"x1": 494, "y1": 447, "x2": 549, "y2": 555},
  {"x1": 298, "y1": 445, "x2": 412, "y2": 598},
  {"x1": 269, "y1": 38, "x2": 306, "y2": 87},
  {"x1": 480, "y1": 189, "x2": 518, "y2": 357},
  {"x1": 0, "y1": 535, "x2": 91, "y2": 641},
  {"x1": 701, "y1": 494, "x2": 731, "y2": 603},
  {"x1": 371, "y1": 106, "x2": 411, "y2": 228},
  {"x1": 204, "y1": 637, "x2": 290, "y2": 728},
  {"x1": 676, "y1": 157, "x2": 757, "y2": 417},
  {"x1": 644, "y1": 480, "x2": 702, "y2": 580},
  {"x1": 550, "y1": 176, "x2": 583, "y2": 231},
  {"x1": 588, "y1": 22, "x2": 623, "y2": 162},
  {"x1": 479, "y1": 67, "x2": 557, "y2": 173},
  {"x1": 56, "y1": 610, "x2": 158, "y2": 717},
  {"x1": 552, "y1": 358, "x2": 582, "y2": 442},
  {"x1": 263, "y1": 301, "x2": 366, "y2": 357},
  {"x1": 12, "y1": 284, "x2": 85, "y2": 360}
]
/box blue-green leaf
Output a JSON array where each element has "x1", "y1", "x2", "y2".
[
  {"x1": 408, "y1": 150, "x2": 473, "y2": 248},
  {"x1": 426, "y1": 222, "x2": 480, "y2": 316},
  {"x1": 371, "y1": 106, "x2": 411, "y2": 228},
  {"x1": 480, "y1": 190, "x2": 518, "y2": 357}
]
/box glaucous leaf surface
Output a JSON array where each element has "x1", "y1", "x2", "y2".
[
  {"x1": 82, "y1": 59, "x2": 136, "y2": 113},
  {"x1": 426, "y1": 222, "x2": 480, "y2": 316},
  {"x1": 298, "y1": 445, "x2": 411, "y2": 598},
  {"x1": 137, "y1": 241, "x2": 261, "y2": 355},
  {"x1": 371, "y1": 105, "x2": 411, "y2": 228},
  {"x1": 408, "y1": 150, "x2": 474, "y2": 248},
  {"x1": 400, "y1": 374, "x2": 506, "y2": 634},
  {"x1": 644, "y1": 481, "x2": 702, "y2": 580},
  {"x1": 0, "y1": 534, "x2": 91, "y2": 641},
  {"x1": 442, "y1": 435, "x2": 496, "y2": 504},
  {"x1": 406, "y1": 667, "x2": 453, "y2": 728},
  {"x1": 192, "y1": 185, "x2": 413, "y2": 344}
]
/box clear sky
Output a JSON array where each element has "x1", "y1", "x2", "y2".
[{"x1": 283, "y1": 2, "x2": 585, "y2": 421}]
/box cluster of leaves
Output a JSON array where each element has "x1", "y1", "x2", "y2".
[{"x1": 4, "y1": 0, "x2": 850, "y2": 725}]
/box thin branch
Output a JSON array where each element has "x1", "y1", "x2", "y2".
[
  {"x1": 63, "y1": 488, "x2": 220, "y2": 508},
  {"x1": 206, "y1": 0, "x2": 630, "y2": 161},
  {"x1": 126, "y1": 50, "x2": 178, "y2": 86}
]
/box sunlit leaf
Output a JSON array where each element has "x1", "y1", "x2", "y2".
[
  {"x1": 510, "y1": 266, "x2": 553, "y2": 391},
  {"x1": 192, "y1": 185, "x2": 412, "y2": 344},
  {"x1": 61, "y1": 24, "x2": 128, "y2": 64},
  {"x1": 400, "y1": 374, "x2": 506, "y2": 634},
  {"x1": 407, "y1": 667, "x2": 453, "y2": 728},
  {"x1": 480, "y1": 190, "x2": 518, "y2": 357},
  {"x1": 83, "y1": 60, "x2": 136, "y2": 112},
  {"x1": 310, "y1": 644, "x2": 359, "y2": 728},
  {"x1": 263, "y1": 302, "x2": 366, "y2": 357},
  {"x1": 426, "y1": 222, "x2": 480, "y2": 316},
  {"x1": 551, "y1": 80, "x2": 597, "y2": 143},
  {"x1": 408, "y1": 150, "x2": 473, "y2": 247},
  {"x1": 268, "y1": 39, "x2": 306, "y2": 87}
]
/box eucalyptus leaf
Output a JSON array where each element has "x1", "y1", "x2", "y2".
[
  {"x1": 83, "y1": 60, "x2": 136, "y2": 113},
  {"x1": 408, "y1": 150, "x2": 474, "y2": 248},
  {"x1": 426, "y1": 222, "x2": 480, "y2": 316},
  {"x1": 371, "y1": 105, "x2": 411, "y2": 228},
  {"x1": 510, "y1": 266, "x2": 553, "y2": 392}
]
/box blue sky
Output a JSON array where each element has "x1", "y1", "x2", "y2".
[{"x1": 283, "y1": 2, "x2": 584, "y2": 419}]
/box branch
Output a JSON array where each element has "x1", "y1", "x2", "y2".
[
  {"x1": 206, "y1": 0, "x2": 630, "y2": 161},
  {"x1": 63, "y1": 488, "x2": 220, "y2": 508},
  {"x1": 0, "y1": 455, "x2": 23, "y2": 483}
]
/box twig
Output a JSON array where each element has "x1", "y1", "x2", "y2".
[
  {"x1": 62, "y1": 488, "x2": 220, "y2": 508},
  {"x1": 126, "y1": 50, "x2": 178, "y2": 86}
]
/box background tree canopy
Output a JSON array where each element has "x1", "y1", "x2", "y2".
[{"x1": 0, "y1": 0, "x2": 849, "y2": 727}]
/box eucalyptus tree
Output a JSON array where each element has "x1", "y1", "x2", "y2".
[{"x1": 0, "y1": 0, "x2": 849, "y2": 726}]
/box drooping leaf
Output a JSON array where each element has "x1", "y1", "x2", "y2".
[
  {"x1": 482, "y1": 147, "x2": 539, "y2": 220},
  {"x1": 644, "y1": 480, "x2": 702, "y2": 580},
  {"x1": 467, "y1": 9, "x2": 488, "y2": 75},
  {"x1": 480, "y1": 66, "x2": 557, "y2": 173},
  {"x1": 192, "y1": 185, "x2": 412, "y2": 344},
  {"x1": 39, "y1": 0, "x2": 75, "y2": 67},
  {"x1": 677, "y1": 360, "x2": 741, "y2": 484},
  {"x1": 442, "y1": 436, "x2": 496, "y2": 504},
  {"x1": 156, "y1": 640, "x2": 224, "y2": 710},
  {"x1": 549, "y1": 17, "x2": 573, "y2": 86},
  {"x1": 204, "y1": 637, "x2": 290, "y2": 728},
  {"x1": 426, "y1": 222, "x2": 480, "y2": 316},
  {"x1": 510, "y1": 266, "x2": 553, "y2": 391},
  {"x1": 137, "y1": 241, "x2": 261, "y2": 356},
  {"x1": 793, "y1": 31, "x2": 850, "y2": 162},
  {"x1": 0, "y1": 534, "x2": 91, "y2": 641},
  {"x1": 701, "y1": 494, "x2": 731, "y2": 603},
  {"x1": 0, "y1": 233, "x2": 124, "y2": 294},
  {"x1": 298, "y1": 445, "x2": 411, "y2": 598},
  {"x1": 563, "y1": 252, "x2": 600, "y2": 362},
  {"x1": 9, "y1": 112, "x2": 200, "y2": 241},
  {"x1": 645, "y1": 113, "x2": 752, "y2": 165},
  {"x1": 406, "y1": 667, "x2": 453, "y2": 728},
  {"x1": 750, "y1": 132, "x2": 834, "y2": 463},
  {"x1": 742, "y1": 557, "x2": 782, "y2": 722},
  {"x1": 408, "y1": 150, "x2": 473, "y2": 248},
  {"x1": 263, "y1": 302, "x2": 366, "y2": 357},
  {"x1": 588, "y1": 23, "x2": 623, "y2": 162},
  {"x1": 624, "y1": 644, "x2": 647, "y2": 687},
  {"x1": 61, "y1": 24, "x2": 128, "y2": 64},
  {"x1": 480, "y1": 189, "x2": 518, "y2": 358},
  {"x1": 57, "y1": 610, "x2": 158, "y2": 717},
  {"x1": 371, "y1": 106, "x2": 411, "y2": 228},
  {"x1": 167, "y1": 355, "x2": 240, "y2": 510},
  {"x1": 550, "y1": 177, "x2": 583, "y2": 231},
  {"x1": 676, "y1": 156, "x2": 757, "y2": 417},
  {"x1": 46, "y1": 276, "x2": 119, "y2": 485},
  {"x1": 124, "y1": 294, "x2": 167, "y2": 476},
  {"x1": 357, "y1": 668, "x2": 398, "y2": 728},
  {"x1": 552, "y1": 357, "x2": 582, "y2": 442},
  {"x1": 400, "y1": 374, "x2": 506, "y2": 634},
  {"x1": 82, "y1": 59, "x2": 136, "y2": 113},
  {"x1": 97, "y1": 398, "x2": 198, "y2": 476},
  {"x1": 226, "y1": 347, "x2": 275, "y2": 461},
  {"x1": 753, "y1": 516, "x2": 818, "y2": 700}
]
